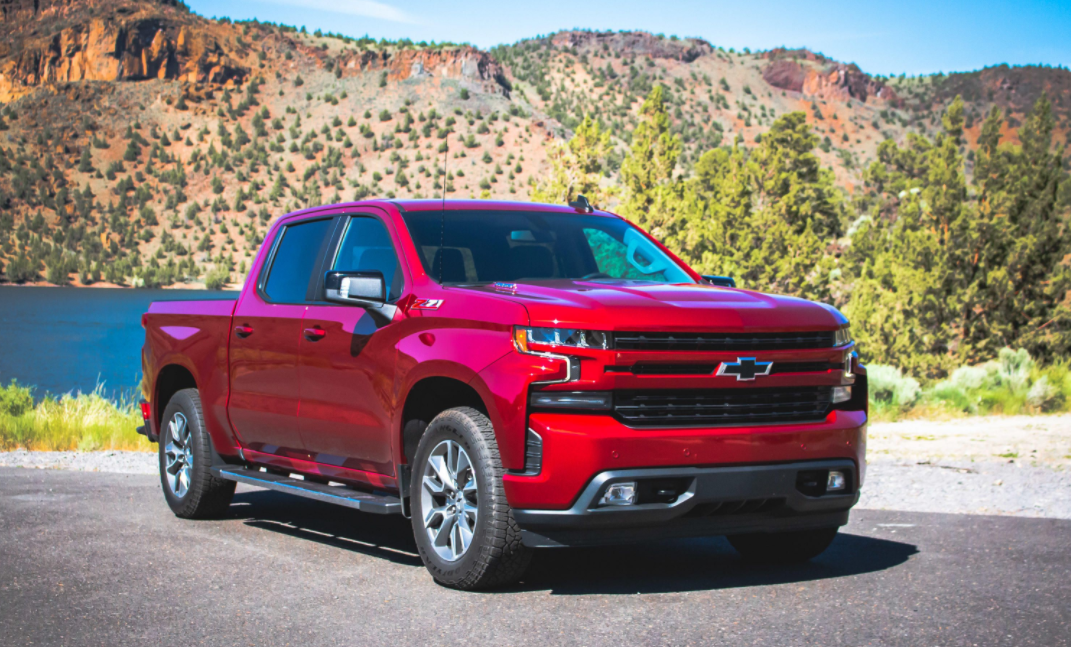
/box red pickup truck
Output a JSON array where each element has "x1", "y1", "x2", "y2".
[{"x1": 140, "y1": 198, "x2": 867, "y2": 589}]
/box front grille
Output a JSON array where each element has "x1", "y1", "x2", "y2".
[
  {"x1": 606, "y1": 361, "x2": 842, "y2": 376},
  {"x1": 613, "y1": 386, "x2": 832, "y2": 427},
  {"x1": 613, "y1": 331, "x2": 836, "y2": 351}
]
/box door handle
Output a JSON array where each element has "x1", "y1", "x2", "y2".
[
  {"x1": 303, "y1": 327, "x2": 326, "y2": 341},
  {"x1": 234, "y1": 325, "x2": 254, "y2": 338}
]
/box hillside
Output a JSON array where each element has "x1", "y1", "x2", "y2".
[{"x1": 0, "y1": 0, "x2": 1068, "y2": 288}]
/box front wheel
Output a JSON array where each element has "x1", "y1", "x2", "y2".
[
  {"x1": 158, "y1": 388, "x2": 235, "y2": 519},
  {"x1": 410, "y1": 407, "x2": 532, "y2": 590},
  {"x1": 727, "y1": 527, "x2": 839, "y2": 564}
]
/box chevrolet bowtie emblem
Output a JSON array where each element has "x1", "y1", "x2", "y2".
[{"x1": 716, "y1": 357, "x2": 773, "y2": 381}]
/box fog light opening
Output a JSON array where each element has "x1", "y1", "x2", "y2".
[
  {"x1": 599, "y1": 482, "x2": 638, "y2": 506},
  {"x1": 827, "y1": 470, "x2": 847, "y2": 492},
  {"x1": 832, "y1": 386, "x2": 852, "y2": 404}
]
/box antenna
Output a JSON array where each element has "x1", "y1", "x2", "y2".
[{"x1": 439, "y1": 134, "x2": 448, "y2": 284}]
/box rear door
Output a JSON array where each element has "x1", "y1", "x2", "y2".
[
  {"x1": 228, "y1": 216, "x2": 336, "y2": 458},
  {"x1": 298, "y1": 213, "x2": 406, "y2": 475}
]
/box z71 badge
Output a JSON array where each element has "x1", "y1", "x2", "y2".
[{"x1": 411, "y1": 299, "x2": 444, "y2": 310}]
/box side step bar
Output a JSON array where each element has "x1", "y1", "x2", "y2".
[{"x1": 212, "y1": 466, "x2": 403, "y2": 515}]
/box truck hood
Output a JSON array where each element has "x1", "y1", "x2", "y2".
[{"x1": 460, "y1": 280, "x2": 845, "y2": 332}]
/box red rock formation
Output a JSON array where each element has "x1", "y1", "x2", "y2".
[
  {"x1": 762, "y1": 56, "x2": 898, "y2": 104},
  {"x1": 0, "y1": 0, "x2": 247, "y2": 101},
  {"x1": 336, "y1": 46, "x2": 511, "y2": 97}
]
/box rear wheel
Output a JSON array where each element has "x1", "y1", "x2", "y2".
[
  {"x1": 727, "y1": 527, "x2": 839, "y2": 564},
  {"x1": 410, "y1": 407, "x2": 532, "y2": 590},
  {"x1": 158, "y1": 388, "x2": 235, "y2": 519}
]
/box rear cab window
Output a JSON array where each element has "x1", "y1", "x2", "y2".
[{"x1": 261, "y1": 218, "x2": 335, "y2": 303}]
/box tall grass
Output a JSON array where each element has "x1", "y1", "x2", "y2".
[
  {"x1": 868, "y1": 348, "x2": 1071, "y2": 421},
  {"x1": 0, "y1": 380, "x2": 150, "y2": 452}
]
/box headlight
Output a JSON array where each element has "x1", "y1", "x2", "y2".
[
  {"x1": 833, "y1": 325, "x2": 852, "y2": 347},
  {"x1": 513, "y1": 326, "x2": 612, "y2": 352}
]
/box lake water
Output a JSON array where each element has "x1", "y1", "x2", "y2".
[{"x1": 0, "y1": 286, "x2": 238, "y2": 400}]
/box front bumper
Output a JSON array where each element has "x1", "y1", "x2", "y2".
[
  {"x1": 503, "y1": 409, "x2": 867, "y2": 510},
  {"x1": 514, "y1": 459, "x2": 857, "y2": 547}
]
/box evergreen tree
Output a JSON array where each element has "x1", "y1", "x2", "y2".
[
  {"x1": 620, "y1": 85, "x2": 681, "y2": 233},
  {"x1": 530, "y1": 114, "x2": 612, "y2": 207},
  {"x1": 844, "y1": 97, "x2": 971, "y2": 376},
  {"x1": 964, "y1": 94, "x2": 1071, "y2": 361},
  {"x1": 77, "y1": 147, "x2": 93, "y2": 173}
]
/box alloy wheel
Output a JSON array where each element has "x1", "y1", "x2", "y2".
[
  {"x1": 420, "y1": 439, "x2": 479, "y2": 562},
  {"x1": 163, "y1": 412, "x2": 193, "y2": 498}
]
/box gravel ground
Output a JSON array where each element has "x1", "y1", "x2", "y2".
[
  {"x1": 0, "y1": 449, "x2": 157, "y2": 475},
  {"x1": 2, "y1": 415, "x2": 1069, "y2": 519}
]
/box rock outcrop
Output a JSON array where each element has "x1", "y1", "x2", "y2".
[
  {"x1": 762, "y1": 49, "x2": 897, "y2": 104},
  {"x1": 335, "y1": 46, "x2": 512, "y2": 97},
  {"x1": 0, "y1": 0, "x2": 247, "y2": 102}
]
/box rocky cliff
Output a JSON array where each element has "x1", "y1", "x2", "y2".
[
  {"x1": 762, "y1": 48, "x2": 898, "y2": 104},
  {"x1": 0, "y1": 0, "x2": 248, "y2": 102}
]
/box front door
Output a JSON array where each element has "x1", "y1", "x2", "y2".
[
  {"x1": 228, "y1": 216, "x2": 336, "y2": 458},
  {"x1": 298, "y1": 214, "x2": 405, "y2": 475}
]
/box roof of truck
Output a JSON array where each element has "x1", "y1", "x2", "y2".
[{"x1": 279, "y1": 199, "x2": 619, "y2": 222}]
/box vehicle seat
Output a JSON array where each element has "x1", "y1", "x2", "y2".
[{"x1": 433, "y1": 248, "x2": 468, "y2": 283}]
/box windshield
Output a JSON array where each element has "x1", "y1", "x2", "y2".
[{"x1": 401, "y1": 210, "x2": 695, "y2": 285}]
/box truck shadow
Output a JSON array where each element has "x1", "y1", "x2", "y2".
[
  {"x1": 516, "y1": 533, "x2": 917, "y2": 595},
  {"x1": 228, "y1": 489, "x2": 917, "y2": 594},
  {"x1": 229, "y1": 489, "x2": 423, "y2": 567}
]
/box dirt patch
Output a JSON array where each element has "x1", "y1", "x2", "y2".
[{"x1": 867, "y1": 413, "x2": 1071, "y2": 467}]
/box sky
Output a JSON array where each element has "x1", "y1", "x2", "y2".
[{"x1": 184, "y1": 0, "x2": 1071, "y2": 77}]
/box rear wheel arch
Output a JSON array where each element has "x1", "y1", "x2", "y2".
[{"x1": 154, "y1": 364, "x2": 197, "y2": 429}]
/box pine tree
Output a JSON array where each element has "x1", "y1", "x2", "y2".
[
  {"x1": 530, "y1": 114, "x2": 612, "y2": 207},
  {"x1": 620, "y1": 85, "x2": 681, "y2": 233},
  {"x1": 78, "y1": 147, "x2": 93, "y2": 173}
]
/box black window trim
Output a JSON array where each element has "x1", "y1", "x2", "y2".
[
  {"x1": 256, "y1": 215, "x2": 341, "y2": 306},
  {"x1": 314, "y1": 211, "x2": 408, "y2": 306}
]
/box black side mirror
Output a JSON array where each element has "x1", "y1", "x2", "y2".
[
  {"x1": 325, "y1": 271, "x2": 386, "y2": 306},
  {"x1": 702, "y1": 275, "x2": 736, "y2": 288}
]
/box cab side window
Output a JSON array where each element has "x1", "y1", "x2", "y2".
[
  {"x1": 333, "y1": 216, "x2": 404, "y2": 302},
  {"x1": 262, "y1": 218, "x2": 334, "y2": 303}
]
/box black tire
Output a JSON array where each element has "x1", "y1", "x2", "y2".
[
  {"x1": 410, "y1": 407, "x2": 532, "y2": 590},
  {"x1": 727, "y1": 527, "x2": 839, "y2": 564},
  {"x1": 158, "y1": 388, "x2": 236, "y2": 519}
]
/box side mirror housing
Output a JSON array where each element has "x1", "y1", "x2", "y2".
[
  {"x1": 702, "y1": 274, "x2": 736, "y2": 288},
  {"x1": 325, "y1": 271, "x2": 386, "y2": 306}
]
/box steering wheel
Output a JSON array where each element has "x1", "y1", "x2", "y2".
[{"x1": 580, "y1": 272, "x2": 612, "y2": 280}]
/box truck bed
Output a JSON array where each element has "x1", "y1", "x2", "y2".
[{"x1": 142, "y1": 298, "x2": 239, "y2": 453}]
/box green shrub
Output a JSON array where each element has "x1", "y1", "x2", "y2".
[
  {"x1": 0, "y1": 380, "x2": 34, "y2": 416},
  {"x1": 867, "y1": 365, "x2": 921, "y2": 414}
]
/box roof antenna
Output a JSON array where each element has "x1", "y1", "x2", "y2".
[
  {"x1": 569, "y1": 194, "x2": 593, "y2": 213},
  {"x1": 439, "y1": 135, "x2": 448, "y2": 284}
]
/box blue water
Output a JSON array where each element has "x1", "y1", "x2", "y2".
[{"x1": 0, "y1": 286, "x2": 239, "y2": 400}]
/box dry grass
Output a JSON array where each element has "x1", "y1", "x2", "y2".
[{"x1": 0, "y1": 381, "x2": 150, "y2": 452}]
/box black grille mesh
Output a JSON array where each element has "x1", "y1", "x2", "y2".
[
  {"x1": 614, "y1": 331, "x2": 836, "y2": 351},
  {"x1": 614, "y1": 386, "x2": 832, "y2": 427}
]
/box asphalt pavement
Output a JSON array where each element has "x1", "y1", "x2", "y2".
[{"x1": 1, "y1": 467, "x2": 1068, "y2": 646}]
